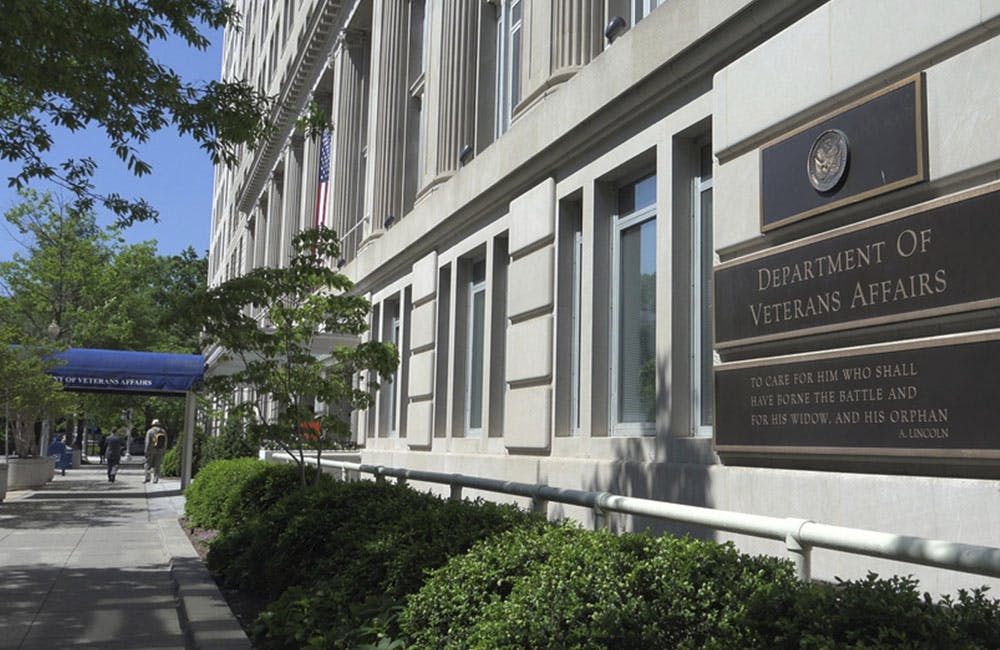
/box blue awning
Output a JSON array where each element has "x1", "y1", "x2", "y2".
[{"x1": 47, "y1": 348, "x2": 204, "y2": 396}]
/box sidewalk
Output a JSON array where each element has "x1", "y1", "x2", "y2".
[{"x1": 0, "y1": 460, "x2": 249, "y2": 649}]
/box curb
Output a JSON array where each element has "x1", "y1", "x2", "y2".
[{"x1": 158, "y1": 518, "x2": 252, "y2": 649}]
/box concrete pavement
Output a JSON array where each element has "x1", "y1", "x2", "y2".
[{"x1": 0, "y1": 460, "x2": 250, "y2": 649}]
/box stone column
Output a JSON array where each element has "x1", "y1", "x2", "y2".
[
  {"x1": 551, "y1": 0, "x2": 603, "y2": 78},
  {"x1": 280, "y1": 136, "x2": 303, "y2": 267},
  {"x1": 363, "y1": 0, "x2": 408, "y2": 239},
  {"x1": 426, "y1": 0, "x2": 478, "y2": 185},
  {"x1": 329, "y1": 29, "x2": 369, "y2": 262},
  {"x1": 265, "y1": 174, "x2": 283, "y2": 268},
  {"x1": 300, "y1": 127, "x2": 319, "y2": 232}
]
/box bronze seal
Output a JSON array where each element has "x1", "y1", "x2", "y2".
[{"x1": 807, "y1": 129, "x2": 849, "y2": 192}]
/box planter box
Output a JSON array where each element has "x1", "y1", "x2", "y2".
[{"x1": 7, "y1": 457, "x2": 55, "y2": 490}]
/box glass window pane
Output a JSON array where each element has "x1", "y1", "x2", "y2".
[
  {"x1": 700, "y1": 143, "x2": 713, "y2": 179},
  {"x1": 510, "y1": 31, "x2": 521, "y2": 108},
  {"x1": 617, "y1": 217, "x2": 656, "y2": 423},
  {"x1": 618, "y1": 174, "x2": 656, "y2": 215},
  {"x1": 468, "y1": 286, "x2": 486, "y2": 430},
  {"x1": 700, "y1": 187, "x2": 714, "y2": 425}
]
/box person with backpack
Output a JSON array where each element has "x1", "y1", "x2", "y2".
[{"x1": 143, "y1": 419, "x2": 168, "y2": 484}]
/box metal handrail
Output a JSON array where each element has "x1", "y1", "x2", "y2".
[{"x1": 266, "y1": 452, "x2": 1000, "y2": 582}]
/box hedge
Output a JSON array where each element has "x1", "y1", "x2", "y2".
[
  {"x1": 183, "y1": 458, "x2": 313, "y2": 531},
  {"x1": 204, "y1": 479, "x2": 540, "y2": 648},
  {"x1": 402, "y1": 524, "x2": 1000, "y2": 649}
]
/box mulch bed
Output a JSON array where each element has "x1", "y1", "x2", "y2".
[{"x1": 179, "y1": 518, "x2": 271, "y2": 635}]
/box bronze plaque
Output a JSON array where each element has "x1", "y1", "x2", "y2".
[
  {"x1": 715, "y1": 183, "x2": 1000, "y2": 349},
  {"x1": 714, "y1": 333, "x2": 1000, "y2": 460},
  {"x1": 760, "y1": 74, "x2": 925, "y2": 231}
]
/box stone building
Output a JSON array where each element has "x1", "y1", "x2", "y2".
[{"x1": 209, "y1": 0, "x2": 1000, "y2": 594}]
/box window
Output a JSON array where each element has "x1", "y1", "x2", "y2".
[
  {"x1": 466, "y1": 260, "x2": 487, "y2": 435},
  {"x1": 611, "y1": 174, "x2": 656, "y2": 433},
  {"x1": 387, "y1": 311, "x2": 400, "y2": 437},
  {"x1": 570, "y1": 222, "x2": 583, "y2": 432},
  {"x1": 632, "y1": 0, "x2": 664, "y2": 24},
  {"x1": 495, "y1": 0, "x2": 522, "y2": 137},
  {"x1": 692, "y1": 142, "x2": 714, "y2": 433}
]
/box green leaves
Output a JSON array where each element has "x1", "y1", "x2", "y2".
[
  {"x1": 0, "y1": 0, "x2": 271, "y2": 225},
  {"x1": 189, "y1": 227, "x2": 398, "y2": 483}
]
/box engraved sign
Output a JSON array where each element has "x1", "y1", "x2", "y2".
[
  {"x1": 761, "y1": 74, "x2": 925, "y2": 231},
  {"x1": 715, "y1": 183, "x2": 1000, "y2": 349},
  {"x1": 807, "y1": 129, "x2": 849, "y2": 192},
  {"x1": 714, "y1": 333, "x2": 1000, "y2": 461}
]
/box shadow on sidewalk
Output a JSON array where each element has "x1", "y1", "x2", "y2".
[{"x1": 0, "y1": 563, "x2": 186, "y2": 648}]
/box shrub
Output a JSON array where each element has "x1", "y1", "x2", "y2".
[
  {"x1": 200, "y1": 419, "x2": 260, "y2": 466},
  {"x1": 184, "y1": 458, "x2": 308, "y2": 531},
  {"x1": 404, "y1": 522, "x2": 1000, "y2": 650},
  {"x1": 160, "y1": 426, "x2": 207, "y2": 478},
  {"x1": 205, "y1": 480, "x2": 538, "y2": 648},
  {"x1": 402, "y1": 524, "x2": 796, "y2": 649},
  {"x1": 751, "y1": 573, "x2": 1000, "y2": 648}
]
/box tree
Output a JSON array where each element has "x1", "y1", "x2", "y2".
[
  {"x1": 189, "y1": 227, "x2": 399, "y2": 486},
  {"x1": 0, "y1": 327, "x2": 72, "y2": 456},
  {"x1": 0, "y1": 189, "x2": 112, "y2": 344},
  {"x1": 0, "y1": 188, "x2": 207, "y2": 352},
  {"x1": 0, "y1": 189, "x2": 210, "y2": 439},
  {"x1": 0, "y1": 0, "x2": 270, "y2": 225}
]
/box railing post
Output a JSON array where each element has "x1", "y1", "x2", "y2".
[
  {"x1": 449, "y1": 482, "x2": 463, "y2": 501},
  {"x1": 374, "y1": 467, "x2": 385, "y2": 484},
  {"x1": 785, "y1": 519, "x2": 813, "y2": 581},
  {"x1": 593, "y1": 506, "x2": 610, "y2": 531},
  {"x1": 397, "y1": 477, "x2": 407, "y2": 489},
  {"x1": 530, "y1": 486, "x2": 547, "y2": 517}
]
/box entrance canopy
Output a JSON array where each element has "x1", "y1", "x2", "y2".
[{"x1": 47, "y1": 348, "x2": 204, "y2": 396}]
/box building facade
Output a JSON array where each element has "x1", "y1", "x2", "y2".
[{"x1": 210, "y1": 0, "x2": 1000, "y2": 594}]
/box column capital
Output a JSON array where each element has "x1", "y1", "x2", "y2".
[{"x1": 337, "y1": 28, "x2": 369, "y2": 50}]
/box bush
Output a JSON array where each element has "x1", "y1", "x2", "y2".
[
  {"x1": 401, "y1": 523, "x2": 796, "y2": 649},
  {"x1": 403, "y1": 523, "x2": 1000, "y2": 650},
  {"x1": 184, "y1": 458, "x2": 309, "y2": 531},
  {"x1": 751, "y1": 573, "x2": 1000, "y2": 648},
  {"x1": 200, "y1": 419, "x2": 260, "y2": 466},
  {"x1": 160, "y1": 426, "x2": 207, "y2": 478},
  {"x1": 204, "y1": 480, "x2": 539, "y2": 648}
]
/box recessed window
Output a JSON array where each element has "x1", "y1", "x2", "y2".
[
  {"x1": 692, "y1": 142, "x2": 714, "y2": 433},
  {"x1": 570, "y1": 224, "x2": 583, "y2": 432},
  {"x1": 495, "y1": 0, "x2": 522, "y2": 137},
  {"x1": 612, "y1": 174, "x2": 657, "y2": 433},
  {"x1": 632, "y1": 0, "x2": 664, "y2": 24},
  {"x1": 466, "y1": 259, "x2": 487, "y2": 435}
]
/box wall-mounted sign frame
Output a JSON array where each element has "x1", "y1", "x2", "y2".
[
  {"x1": 715, "y1": 181, "x2": 1000, "y2": 350},
  {"x1": 760, "y1": 73, "x2": 926, "y2": 232},
  {"x1": 714, "y1": 330, "x2": 1000, "y2": 463}
]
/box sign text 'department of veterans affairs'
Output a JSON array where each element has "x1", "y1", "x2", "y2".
[
  {"x1": 714, "y1": 334, "x2": 1000, "y2": 459},
  {"x1": 714, "y1": 184, "x2": 1000, "y2": 348}
]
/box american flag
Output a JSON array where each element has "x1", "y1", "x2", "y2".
[{"x1": 314, "y1": 129, "x2": 331, "y2": 229}]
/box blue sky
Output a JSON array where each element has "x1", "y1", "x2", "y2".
[{"x1": 0, "y1": 28, "x2": 225, "y2": 263}]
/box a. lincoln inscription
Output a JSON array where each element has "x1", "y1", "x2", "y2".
[
  {"x1": 714, "y1": 333, "x2": 1000, "y2": 459},
  {"x1": 715, "y1": 183, "x2": 1000, "y2": 348}
]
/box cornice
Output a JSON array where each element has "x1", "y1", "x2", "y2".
[{"x1": 236, "y1": 1, "x2": 346, "y2": 215}]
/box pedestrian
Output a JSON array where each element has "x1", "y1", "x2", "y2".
[
  {"x1": 105, "y1": 428, "x2": 123, "y2": 483},
  {"x1": 47, "y1": 434, "x2": 68, "y2": 476},
  {"x1": 144, "y1": 419, "x2": 167, "y2": 484},
  {"x1": 98, "y1": 429, "x2": 107, "y2": 464}
]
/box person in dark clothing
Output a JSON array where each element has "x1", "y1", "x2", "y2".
[
  {"x1": 47, "y1": 434, "x2": 69, "y2": 476},
  {"x1": 98, "y1": 432, "x2": 107, "y2": 464},
  {"x1": 105, "y1": 429, "x2": 123, "y2": 482}
]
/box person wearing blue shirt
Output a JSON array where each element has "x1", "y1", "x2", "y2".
[{"x1": 47, "y1": 434, "x2": 69, "y2": 476}]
